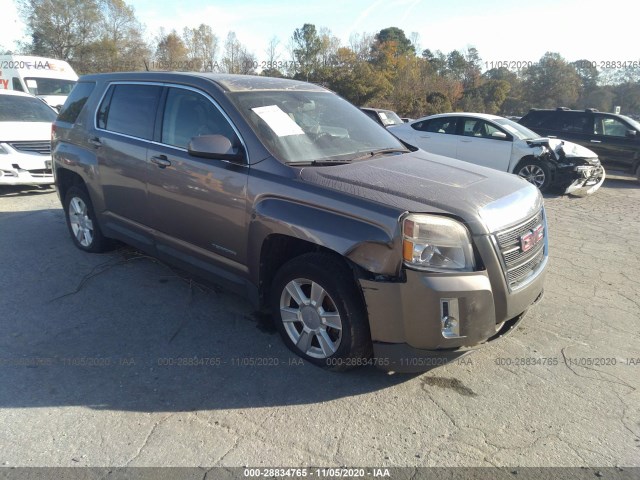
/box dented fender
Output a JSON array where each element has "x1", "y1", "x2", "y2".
[{"x1": 246, "y1": 196, "x2": 403, "y2": 284}]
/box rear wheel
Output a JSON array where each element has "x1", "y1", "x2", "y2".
[
  {"x1": 63, "y1": 185, "x2": 112, "y2": 253},
  {"x1": 636, "y1": 164, "x2": 640, "y2": 184},
  {"x1": 516, "y1": 160, "x2": 551, "y2": 192},
  {"x1": 270, "y1": 253, "x2": 372, "y2": 370}
]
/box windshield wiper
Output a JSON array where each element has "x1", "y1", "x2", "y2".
[
  {"x1": 350, "y1": 147, "x2": 410, "y2": 161},
  {"x1": 286, "y1": 159, "x2": 352, "y2": 166}
]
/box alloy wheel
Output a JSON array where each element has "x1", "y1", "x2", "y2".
[{"x1": 279, "y1": 278, "x2": 343, "y2": 359}]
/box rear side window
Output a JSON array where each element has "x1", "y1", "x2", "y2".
[
  {"x1": 161, "y1": 87, "x2": 237, "y2": 149},
  {"x1": 519, "y1": 111, "x2": 556, "y2": 129},
  {"x1": 97, "y1": 84, "x2": 162, "y2": 140},
  {"x1": 554, "y1": 112, "x2": 589, "y2": 133},
  {"x1": 413, "y1": 117, "x2": 458, "y2": 134},
  {"x1": 57, "y1": 81, "x2": 96, "y2": 124}
]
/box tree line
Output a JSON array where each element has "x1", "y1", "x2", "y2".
[{"x1": 12, "y1": 0, "x2": 640, "y2": 117}]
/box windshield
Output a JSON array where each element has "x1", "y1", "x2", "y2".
[
  {"x1": 0, "y1": 95, "x2": 57, "y2": 122},
  {"x1": 493, "y1": 117, "x2": 540, "y2": 140},
  {"x1": 620, "y1": 115, "x2": 640, "y2": 132},
  {"x1": 24, "y1": 77, "x2": 76, "y2": 96},
  {"x1": 229, "y1": 90, "x2": 406, "y2": 164},
  {"x1": 378, "y1": 110, "x2": 404, "y2": 126}
]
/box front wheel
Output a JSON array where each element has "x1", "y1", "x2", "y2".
[
  {"x1": 270, "y1": 253, "x2": 372, "y2": 370},
  {"x1": 516, "y1": 160, "x2": 551, "y2": 192}
]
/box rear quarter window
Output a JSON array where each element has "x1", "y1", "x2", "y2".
[
  {"x1": 57, "y1": 82, "x2": 96, "y2": 124},
  {"x1": 520, "y1": 111, "x2": 556, "y2": 129},
  {"x1": 97, "y1": 84, "x2": 162, "y2": 140}
]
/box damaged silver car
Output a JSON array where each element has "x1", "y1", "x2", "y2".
[{"x1": 389, "y1": 112, "x2": 605, "y2": 194}]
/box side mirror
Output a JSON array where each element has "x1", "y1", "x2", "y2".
[
  {"x1": 626, "y1": 129, "x2": 637, "y2": 138},
  {"x1": 491, "y1": 131, "x2": 508, "y2": 139},
  {"x1": 188, "y1": 134, "x2": 245, "y2": 162}
]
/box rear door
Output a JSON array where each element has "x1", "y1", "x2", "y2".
[
  {"x1": 146, "y1": 85, "x2": 250, "y2": 283},
  {"x1": 93, "y1": 82, "x2": 162, "y2": 247},
  {"x1": 454, "y1": 117, "x2": 513, "y2": 171},
  {"x1": 409, "y1": 116, "x2": 459, "y2": 157}
]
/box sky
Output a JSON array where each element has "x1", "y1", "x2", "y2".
[{"x1": 1, "y1": 0, "x2": 637, "y2": 69}]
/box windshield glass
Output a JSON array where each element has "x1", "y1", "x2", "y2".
[
  {"x1": 0, "y1": 95, "x2": 57, "y2": 122},
  {"x1": 229, "y1": 90, "x2": 405, "y2": 163},
  {"x1": 24, "y1": 77, "x2": 76, "y2": 96},
  {"x1": 620, "y1": 115, "x2": 640, "y2": 131},
  {"x1": 493, "y1": 117, "x2": 540, "y2": 140},
  {"x1": 378, "y1": 110, "x2": 404, "y2": 126}
]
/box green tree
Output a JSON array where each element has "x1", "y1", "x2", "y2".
[
  {"x1": 18, "y1": 0, "x2": 101, "y2": 63},
  {"x1": 292, "y1": 23, "x2": 322, "y2": 80},
  {"x1": 521, "y1": 52, "x2": 582, "y2": 109},
  {"x1": 372, "y1": 27, "x2": 415, "y2": 57}
]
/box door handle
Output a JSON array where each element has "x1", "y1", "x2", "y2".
[
  {"x1": 89, "y1": 137, "x2": 102, "y2": 148},
  {"x1": 590, "y1": 140, "x2": 602, "y2": 143},
  {"x1": 150, "y1": 155, "x2": 171, "y2": 168},
  {"x1": 419, "y1": 135, "x2": 431, "y2": 138},
  {"x1": 460, "y1": 139, "x2": 472, "y2": 143}
]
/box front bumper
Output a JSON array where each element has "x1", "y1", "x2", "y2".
[
  {"x1": 0, "y1": 153, "x2": 54, "y2": 186},
  {"x1": 563, "y1": 165, "x2": 606, "y2": 196},
  {"x1": 360, "y1": 234, "x2": 547, "y2": 372}
]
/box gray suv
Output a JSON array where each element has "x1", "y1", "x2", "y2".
[{"x1": 52, "y1": 73, "x2": 548, "y2": 372}]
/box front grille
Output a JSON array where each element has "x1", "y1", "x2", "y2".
[
  {"x1": 493, "y1": 209, "x2": 546, "y2": 290},
  {"x1": 8, "y1": 141, "x2": 51, "y2": 155},
  {"x1": 28, "y1": 169, "x2": 53, "y2": 177}
]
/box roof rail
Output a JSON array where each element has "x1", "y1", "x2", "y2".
[
  {"x1": 585, "y1": 108, "x2": 598, "y2": 113},
  {"x1": 556, "y1": 107, "x2": 570, "y2": 111}
]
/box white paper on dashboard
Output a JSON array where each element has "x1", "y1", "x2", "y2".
[{"x1": 251, "y1": 105, "x2": 305, "y2": 137}]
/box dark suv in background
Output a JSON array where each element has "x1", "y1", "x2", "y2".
[{"x1": 519, "y1": 108, "x2": 640, "y2": 182}]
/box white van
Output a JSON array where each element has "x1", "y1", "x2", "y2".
[{"x1": 0, "y1": 55, "x2": 78, "y2": 109}]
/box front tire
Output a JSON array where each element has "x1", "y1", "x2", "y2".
[
  {"x1": 270, "y1": 253, "x2": 372, "y2": 370},
  {"x1": 63, "y1": 185, "x2": 112, "y2": 253},
  {"x1": 516, "y1": 160, "x2": 552, "y2": 192}
]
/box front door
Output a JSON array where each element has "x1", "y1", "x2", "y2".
[{"x1": 146, "y1": 86, "x2": 250, "y2": 283}]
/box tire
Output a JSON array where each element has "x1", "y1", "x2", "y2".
[
  {"x1": 63, "y1": 185, "x2": 112, "y2": 253},
  {"x1": 636, "y1": 164, "x2": 640, "y2": 184},
  {"x1": 270, "y1": 253, "x2": 372, "y2": 370},
  {"x1": 516, "y1": 160, "x2": 552, "y2": 192}
]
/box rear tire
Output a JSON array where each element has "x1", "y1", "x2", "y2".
[
  {"x1": 63, "y1": 185, "x2": 113, "y2": 253},
  {"x1": 270, "y1": 253, "x2": 372, "y2": 370},
  {"x1": 636, "y1": 164, "x2": 640, "y2": 184},
  {"x1": 516, "y1": 160, "x2": 552, "y2": 192}
]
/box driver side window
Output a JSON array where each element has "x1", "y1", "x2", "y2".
[
  {"x1": 594, "y1": 115, "x2": 629, "y2": 137},
  {"x1": 161, "y1": 88, "x2": 236, "y2": 150}
]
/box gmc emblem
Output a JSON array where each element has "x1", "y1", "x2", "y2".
[{"x1": 520, "y1": 225, "x2": 544, "y2": 253}]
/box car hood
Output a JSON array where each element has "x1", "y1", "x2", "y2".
[
  {"x1": 528, "y1": 138, "x2": 598, "y2": 160},
  {"x1": 299, "y1": 150, "x2": 542, "y2": 234},
  {"x1": 38, "y1": 95, "x2": 67, "y2": 109},
  {"x1": 0, "y1": 122, "x2": 52, "y2": 141}
]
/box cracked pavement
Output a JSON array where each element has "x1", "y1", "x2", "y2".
[{"x1": 0, "y1": 174, "x2": 638, "y2": 468}]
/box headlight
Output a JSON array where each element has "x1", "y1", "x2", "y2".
[{"x1": 402, "y1": 214, "x2": 475, "y2": 272}]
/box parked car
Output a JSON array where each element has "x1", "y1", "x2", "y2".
[
  {"x1": 389, "y1": 112, "x2": 605, "y2": 194},
  {"x1": 360, "y1": 107, "x2": 405, "y2": 127},
  {"x1": 0, "y1": 89, "x2": 56, "y2": 186},
  {"x1": 53, "y1": 73, "x2": 548, "y2": 372},
  {"x1": 519, "y1": 107, "x2": 640, "y2": 183}
]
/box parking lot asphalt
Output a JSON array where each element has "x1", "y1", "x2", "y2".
[{"x1": 0, "y1": 175, "x2": 639, "y2": 468}]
